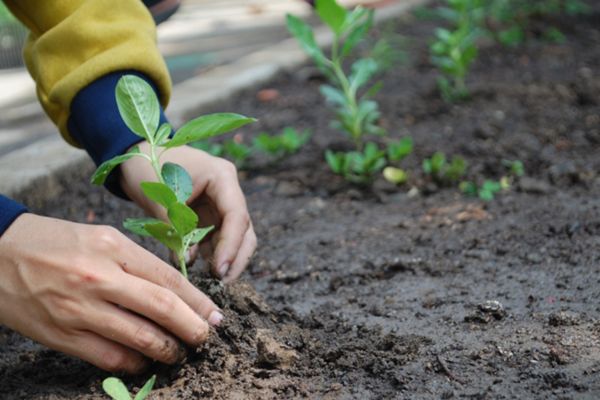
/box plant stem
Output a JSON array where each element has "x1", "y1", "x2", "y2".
[
  {"x1": 178, "y1": 251, "x2": 188, "y2": 279},
  {"x1": 148, "y1": 143, "x2": 166, "y2": 184}
]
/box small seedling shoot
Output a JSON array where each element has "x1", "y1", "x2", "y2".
[
  {"x1": 423, "y1": 151, "x2": 468, "y2": 184},
  {"x1": 102, "y1": 375, "x2": 155, "y2": 400},
  {"x1": 91, "y1": 75, "x2": 255, "y2": 278},
  {"x1": 430, "y1": 0, "x2": 483, "y2": 101},
  {"x1": 253, "y1": 127, "x2": 312, "y2": 159},
  {"x1": 461, "y1": 158, "x2": 524, "y2": 201},
  {"x1": 482, "y1": 0, "x2": 589, "y2": 47},
  {"x1": 287, "y1": 0, "x2": 397, "y2": 181}
]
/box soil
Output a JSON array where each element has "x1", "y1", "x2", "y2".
[{"x1": 2, "y1": 3, "x2": 600, "y2": 399}]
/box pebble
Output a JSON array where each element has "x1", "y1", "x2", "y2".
[
  {"x1": 548, "y1": 311, "x2": 581, "y2": 327},
  {"x1": 517, "y1": 177, "x2": 552, "y2": 194}
]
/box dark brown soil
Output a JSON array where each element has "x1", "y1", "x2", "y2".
[{"x1": 2, "y1": 3, "x2": 600, "y2": 399}]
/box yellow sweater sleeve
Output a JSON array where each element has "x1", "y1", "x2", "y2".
[{"x1": 3, "y1": 0, "x2": 172, "y2": 147}]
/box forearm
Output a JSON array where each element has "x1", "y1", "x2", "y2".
[
  {"x1": 0, "y1": 195, "x2": 28, "y2": 238},
  {"x1": 3, "y1": 0, "x2": 172, "y2": 147}
]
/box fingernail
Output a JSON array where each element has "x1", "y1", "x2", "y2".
[
  {"x1": 208, "y1": 310, "x2": 224, "y2": 327},
  {"x1": 218, "y1": 262, "x2": 230, "y2": 277}
]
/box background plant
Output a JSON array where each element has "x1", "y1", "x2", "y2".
[
  {"x1": 429, "y1": 0, "x2": 484, "y2": 102},
  {"x1": 91, "y1": 75, "x2": 255, "y2": 278},
  {"x1": 102, "y1": 375, "x2": 155, "y2": 400},
  {"x1": 252, "y1": 127, "x2": 312, "y2": 159},
  {"x1": 422, "y1": 151, "x2": 468, "y2": 185},
  {"x1": 483, "y1": 0, "x2": 589, "y2": 47},
  {"x1": 287, "y1": 0, "x2": 400, "y2": 182},
  {"x1": 190, "y1": 127, "x2": 311, "y2": 167},
  {"x1": 460, "y1": 159, "x2": 525, "y2": 200}
]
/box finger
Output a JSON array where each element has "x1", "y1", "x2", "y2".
[
  {"x1": 116, "y1": 239, "x2": 223, "y2": 326},
  {"x1": 56, "y1": 329, "x2": 148, "y2": 374},
  {"x1": 204, "y1": 180, "x2": 250, "y2": 278},
  {"x1": 102, "y1": 273, "x2": 211, "y2": 346},
  {"x1": 223, "y1": 225, "x2": 257, "y2": 284},
  {"x1": 86, "y1": 302, "x2": 182, "y2": 364}
]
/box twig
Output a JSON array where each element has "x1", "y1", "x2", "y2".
[{"x1": 435, "y1": 355, "x2": 465, "y2": 385}]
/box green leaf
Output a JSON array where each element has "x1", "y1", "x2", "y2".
[
  {"x1": 387, "y1": 137, "x2": 413, "y2": 162},
  {"x1": 286, "y1": 14, "x2": 328, "y2": 70},
  {"x1": 316, "y1": 0, "x2": 347, "y2": 36},
  {"x1": 102, "y1": 377, "x2": 132, "y2": 400},
  {"x1": 460, "y1": 181, "x2": 478, "y2": 196},
  {"x1": 91, "y1": 146, "x2": 143, "y2": 185},
  {"x1": 349, "y1": 58, "x2": 378, "y2": 92},
  {"x1": 123, "y1": 217, "x2": 163, "y2": 237},
  {"x1": 133, "y1": 375, "x2": 156, "y2": 400},
  {"x1": 187, "y1": 226, "x2": 214, "y2": 245},
  {"x1": 341, "y1": 9, "x2": 373, "y2": 57},
  {"x1": 223, "y1": 140, "x2": 251, "y2": 167},
  {"x1": 116, "y1": 75, "x2": 160, "y2": 142},
  {"x1": 325, "y1": 150, "x2": 344, "y2": 174},
  {"x1": 155, "y1": 123, "x2": 172, "y2": 146},
  {"x1": 320, "y1": 84, "x2": 346, "y2": 106},
  {"x1": 162, "y1": 163, "x2": 193, "y2": 203},
  {"x1": 140, "y1": 182, "x2": 178, "y2": 209},
  {"x1": 145, "y1": 222, "x2": 183, "y2": 253},
  {"x1": 166, "y1": 113, "x2": 255, "y2": 148},
  {"x1": 168, "y1": 203, "x2": 198, "y2": 236},
  {"x1": 253, "y1": 133, "x2": 282, "y2": 156}
]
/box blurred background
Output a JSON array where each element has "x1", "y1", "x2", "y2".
[{"x1": 0, "y1": 0, "x2": 393, "y2": 157}]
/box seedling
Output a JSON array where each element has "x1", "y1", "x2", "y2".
[
  {"x1": 326, "y1": 142, "x2": 386, "y2": 183},
  {"x1": 482, "y1": 0, "x2": 589, "y2": 47},
  {"x1": 253, "y1": 127, "x2": 311, "y2": 159},
  {"x1": 222, "y1": 140, "x2": 252, "y2": 168},
  {"x1": 423, "y1": 151, "x2": 468, "y2": 184},
  {"x1": 461, "y1": 159, "x2": 524, "y2": 201},
  {"x1": 430, "y1": 0, "x2": 484, "y2": 101},
  {"x1": 102, "y1": 375, "x2": 155, "y2": 400},
  {"x1": 386, "y1": 136, "x2": 413, "y2": 163},
  {"x1": 189, "y1": 138, "x2": 251, "y2": 168},
  {"x1": 288, "y1": 0, "x2": 390, "y2": 181},
  {"x1": 503, "y1": 159, "x2": 524, "y2": 177},
  {"x1": 91, "y1": 75, "x2": 255, "y2": 278}
]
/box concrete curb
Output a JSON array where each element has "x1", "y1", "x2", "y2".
[{"x1": 1, "y1": 0, "x2": 427, "y2": 201}]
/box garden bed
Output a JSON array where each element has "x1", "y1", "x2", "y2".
[{"x1": 2, "y1": 3, "x2": 600, "y2": 399}]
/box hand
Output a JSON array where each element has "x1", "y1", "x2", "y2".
[
  {"x1": 0, "y1": 214, "x2": 223, "y2": 373},
  {"x1": 120, "y1": 142, "x2": 256, "y2": 283}
]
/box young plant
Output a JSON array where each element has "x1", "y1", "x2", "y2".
[
  {"x1": 102, "y1": 375, "x2": 155, "y2": 400},
  {"x1": 326, "y1": 142, "x2": 386, "y2": 183},
  {"x1": 253, "y1": 127, "x2": 311, "y2": 159},
  {"x1": 423, "y1": 151, "x2": 468, "y2": 184},
  {"x1": 460, "y1": 179, "x2": 506, "y2": 201},
  {"x1": 461, "y1": 158, "x2": 524, "y2": 201},
  {"x1": 430, "y1": 0, "x2": 484, "y2": 101},
  {"x1": 222, "y1": 139, "x2": 252, "y2": 168},
  {"x1": 91, "y1": 75, "x2": 255, "y2": 278},
  {"x1": 189, "y1": 138, "x2": 251, "y2": 168},
  {"x1": 288, "y1": 0, "x2": 391, "y2": 181},
  {"x1": 483, "y1": 0, "x2": 589, "y2": 47}
]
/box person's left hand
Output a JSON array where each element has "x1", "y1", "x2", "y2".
[{"x1": 119, "y1": 142, "x2": 256, "y2": 283}]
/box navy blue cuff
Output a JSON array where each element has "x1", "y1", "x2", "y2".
[
  {"x1": 0, "y1": 195, "x2": 27, "y2": 237},
  {"x1": 68, "y1": 71, "x2": 170, "y2": 199}
]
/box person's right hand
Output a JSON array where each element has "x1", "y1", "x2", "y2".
[{"x1": 0, "y1": 213, "x2": 223, "y2": 374}]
